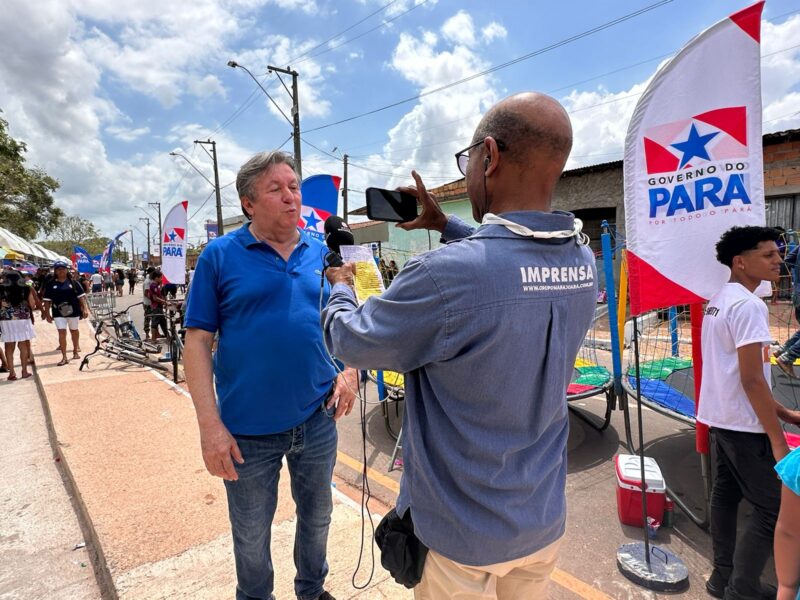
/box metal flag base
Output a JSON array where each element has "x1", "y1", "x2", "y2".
[{"x1": 617, "y1": 542, "x2": 689, "y2": 593}]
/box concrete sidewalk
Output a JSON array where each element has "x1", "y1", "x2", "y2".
[
  {"x1": 26, "y1": 316, "x2": 409, "y2": 599},
  {"x1": 0, "y1": 362, "x2": 100, "y2": 599}
]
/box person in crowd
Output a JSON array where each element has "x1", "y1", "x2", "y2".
[
  {"x1": 698, "y1": 226, "x2": 800, "y2": 600},
  {"x1": 23, "y1": 272, "x2": 42, "y2": 312},
  {"x1": 90, "y1": 270, "x2": 103, "y2": 294},
  {"x1": 775, "y1": 445, "x2": 800, "y2": 600},
  {"x1": 387, "y1": 259, "x2": 399, "y2": 283},
  {"x1": 42, "y1": 261, "x2": 89, "y2": 366},
  {"x1": 0, "y1": 270, "x2": 37, "y2": 381},
  {"x1": 141, "y1": 267, "x2": 155, "y2": 338},
  {"x1": 184, "y1": 150, "x2": 358, "y2": 600},
  {"x1": 162, "y1": 280, "x2": 178, "y2": 299},
  {"x1": 78, "y1": 272, "x2": 90, "y2": 294},
  {"x1": 114, "y1": 268, "x2": 125, "y2": 297},
  {"x1": 103, "y1": 269, "x2": 113, "y2": 292},
  {"x1": 145, "y1": 271, "x2": 169, "y2": 341},
  {"x1": 378, "y1": 258, "x2": 390, "y2": 288},
  {"x1": 127, "y1": 268, "x2": 137, "y2": 295},
  {"x1": 323, "y1": 92, "x2": 596, "y2": 599}
]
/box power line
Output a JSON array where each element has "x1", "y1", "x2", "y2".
[
  {"x1": 319, "y1": 41, "x2": 800, "y2": 163},
  {"x1": 288, "y1": 0, "x2": 401, "y2": 64},
  {"x1": 293, "y1": 0, "x2": 429, "y2": 66},
  {"x1": 301, "y1": 0, "x2": 673, "y2": 134}
]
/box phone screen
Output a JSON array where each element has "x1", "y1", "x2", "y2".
[{"x1": 365, "y1": 188, "x2": 418, "y2": 222}]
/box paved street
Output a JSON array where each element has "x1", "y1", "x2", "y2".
[{"x1": 1, "y1": 291, "x2": 765, "y2": 599}]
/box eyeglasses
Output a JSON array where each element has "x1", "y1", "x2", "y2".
[{"x1": 454, "y1": 138, "x2": 506, "y2": 176}]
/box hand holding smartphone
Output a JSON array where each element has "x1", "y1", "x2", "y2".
[{"x1": 365, "y1": 187, "x2": 418, "y2": 222}]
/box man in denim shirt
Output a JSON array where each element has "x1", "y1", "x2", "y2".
[{"x1": 323, "y1": 93, "x2": 596, "y2": 599}]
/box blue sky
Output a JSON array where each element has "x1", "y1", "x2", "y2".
[{"x1": 1, "y1": 0, "x2": 798, "y2": 249}]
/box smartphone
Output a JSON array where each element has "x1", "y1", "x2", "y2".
[{"x1": 365, "y1": 187, "x2": 418, "y2": 223}]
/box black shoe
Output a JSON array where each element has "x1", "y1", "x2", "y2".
[
  {"x1": 706, "y1": 570, "x2": 727, "y2": 599},
  {"x1": 316, "y1": 593, "x2": 336, "y2": 600},
  {"x1": 706, "y1": 574, "x2": 777, "y2": 600}
]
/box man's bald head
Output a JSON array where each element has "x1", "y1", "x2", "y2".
[{"x1": 472, "y1": 93, "x2": 572, "y2": 169}]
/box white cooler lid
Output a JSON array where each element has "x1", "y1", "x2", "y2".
[{"x1": 615, "y1": 454, "x2": 666, "y2": 492}]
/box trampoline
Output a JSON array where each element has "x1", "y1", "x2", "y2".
[
  {"x1": 567, "y1": 304, "x2": 616, "y2": 431},
  {"x1": 626, "y1": 356, "x2": 800, "y2": 443}
]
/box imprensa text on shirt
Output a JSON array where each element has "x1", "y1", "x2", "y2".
[{"x1": 520, "y1": 264, "x2": 595, "y2": 292}]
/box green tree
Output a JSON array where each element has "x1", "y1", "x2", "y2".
[
  {"x1": 0, "y1": 111, "x2": 62, "y2": 239},
  {"x1": 38, "y1": 214, "x2": 103, "y2": 256}
]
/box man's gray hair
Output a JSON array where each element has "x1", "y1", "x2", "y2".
[{"x1": 236, "y1": 151, "x2": 298, "y2": 218}]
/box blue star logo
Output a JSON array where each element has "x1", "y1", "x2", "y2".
[
  {"x1": 304, "y1": 210, "x2": 321, "y2": 231},
  {"x1": 671, "y1": 123, "x2": 718, "y2": 169},
  {"x1": 168, "y1": 230, "x2": 177, "y2": 242}
]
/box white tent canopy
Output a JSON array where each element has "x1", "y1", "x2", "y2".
[{"x1": 0, "y1": 226, "x2": 69, "y2": 263}]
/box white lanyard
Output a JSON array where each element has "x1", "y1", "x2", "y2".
[{"x1": 481, "y1": 213, "x2": 589, "y2": 245}]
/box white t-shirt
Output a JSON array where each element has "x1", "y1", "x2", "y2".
[
  {"x1": 697, "y1": 282, "x2": 772, "y2": 433},
  {"x1": 188, "y1": 269, "x2": 195, "y2": 284},
  {"x1": 90, "y1": 273, "x2": 102, "y2": 285}
]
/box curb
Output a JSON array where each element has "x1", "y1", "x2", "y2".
[{"x1": 32, "y1": 363, "x2": 119, "y2": 600}]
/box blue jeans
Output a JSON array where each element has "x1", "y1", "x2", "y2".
[{"x1": 224, "y1": 404, "x2": 338, "y2": 600}]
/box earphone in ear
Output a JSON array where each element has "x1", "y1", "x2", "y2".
[{"x1": 484, "y1": 156, "x2": 490, "y2": 169}]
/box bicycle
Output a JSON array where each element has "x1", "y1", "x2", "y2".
[
  {"x1": 80, "y1": 302, "x2": 168, "y2": 373},
  {"x1": 159, "y1": 300, "x2": 185, "y2": 383}
]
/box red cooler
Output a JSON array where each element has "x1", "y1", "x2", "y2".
[{"x1": 615, "y1": 454, "x2": 666, "y2": 527}]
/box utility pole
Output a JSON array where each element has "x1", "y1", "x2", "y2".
[
  {"x1": 267, "y1": 64, "x2": 302, "y2": 179},
  {"x1": 148, "y1": 201, "x2": 162, "y2": 259},
  {"x1": 195, "y1": 139, "x2": 224, "y2": 236},
  {"x1": 342, "y1": 154, "x2": 349, "y2": 223},
  {"x1": 130, "y1": 230, "x2": 135, "y2": 268},
  {"x1": 139, "y1": 217, "x2": 151, "y2": 266}
]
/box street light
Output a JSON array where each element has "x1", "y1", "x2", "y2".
[{"x1": 227, "y1": 59, "x2": 302, "y2": 178}]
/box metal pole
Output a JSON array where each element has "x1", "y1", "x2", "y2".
[
  {"x1": 193, "y1": 140, "x2": 224, "y2": 236},
  {"x1": 343, "y1": 154, "x2": 349, "y2": 222},
  {"x1": 149, "y1": 202, "x2": 162, "y2": 260},
  {"x1": 291, "y1": 69, "x2": 302, "y2": 179},
  {"x1": 601, "y1": 221, "x2": 623, "y2": 400},
  {"x1": 267, "y1": 64, "x2": 302, "y2": 178},
  {"x1": 211, "y1": 141, "x2": 224, "y2": 236},
  {"x1": 140, "y1": 217, "x2": 151, "y2": 266}
]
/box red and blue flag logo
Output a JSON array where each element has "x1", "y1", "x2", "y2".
[
  {"x1": 299, "y1": 174, "x2": 341, "y2": 241},
  {"x1": 163, "y1": 228, "x2": 185, "y2": 244},
  {"x1": 643, "y1": 106, "x2": 747, "y2": 175}
]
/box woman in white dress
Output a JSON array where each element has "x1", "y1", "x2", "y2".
[{"x1": 0, "y1": 270, "x2": 36, "y2": 381}]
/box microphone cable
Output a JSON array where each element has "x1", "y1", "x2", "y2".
[{"x1": 317, "y1": 250, "x2": 377, "y2": 590}]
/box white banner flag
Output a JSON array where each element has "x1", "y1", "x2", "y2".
[
  {"x1": 623, "y1": 1, "x2": 765, "y2": 315},
  {"x1": 161, "y1": 201, "x2": 188, "y2": 285}
]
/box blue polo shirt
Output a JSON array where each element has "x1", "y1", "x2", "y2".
[{"x1": 184, "y1": 224, "x2": 337, "y2": 435}]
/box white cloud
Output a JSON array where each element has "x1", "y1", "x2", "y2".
[
  {"x1": 441, "y1": 11, "x2": 476, "y2": 47},
  {"x1": 481, "y1": 22, "x2": 507, "y2": 43},
  {"x1": 106, "y1": 125, "x2": 151, "y2": 142},
  {"x1": 346, "y1": 16, "x2": 497, "y2": 195},
  {"x1": 236, "y1": 36, "x2": 332, "y2": 120}
]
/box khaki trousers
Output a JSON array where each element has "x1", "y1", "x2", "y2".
[{"x1": 414, "y1": 537, "x2": 563, "y2": 600}]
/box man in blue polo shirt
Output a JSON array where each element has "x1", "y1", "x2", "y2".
[
  {"x1": 323, "y1": 93, "x2": 596, "y2": 599},
  {"x1": 183, "y1": 150, "x2": 357, "y2": 600}
]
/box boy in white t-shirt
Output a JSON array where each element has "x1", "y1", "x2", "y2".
[{"x1": 699, "y1": 226, "x2": 800, "y2": 600}]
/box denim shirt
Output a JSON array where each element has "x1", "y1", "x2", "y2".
[{"x1": 322, "y1": 211, "x2": 597, "y2": 566}]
